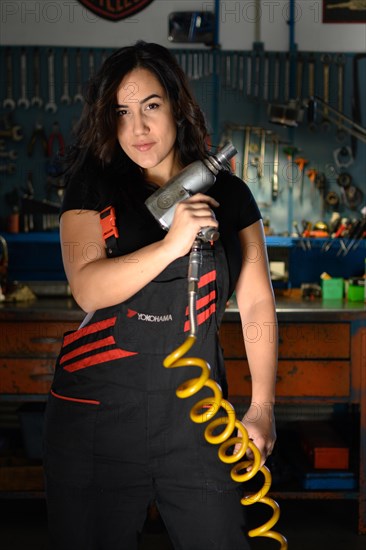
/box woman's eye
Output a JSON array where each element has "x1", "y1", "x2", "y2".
[
  {"x1": 146, "y1": 103, "x2": 159, "y2": 111},
  {"x1": 116, "y1": 110, "x2": 128, "y2": 117}
]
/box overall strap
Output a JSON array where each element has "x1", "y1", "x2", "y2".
[{"x1": 100, "y1": 205, "x2": 119, "y2": 257}]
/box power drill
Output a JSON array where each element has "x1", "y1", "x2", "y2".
[{"x1": 145, "y1": 143, "x2": 237, "y2": 242}]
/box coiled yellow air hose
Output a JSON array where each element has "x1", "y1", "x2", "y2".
[{"x1": 163, "y1": 240, "x2": 288, "y2": 549}]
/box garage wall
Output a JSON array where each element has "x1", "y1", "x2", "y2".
[{"x1": 1, "y1": 0, "x2": 365, "y2": 52}]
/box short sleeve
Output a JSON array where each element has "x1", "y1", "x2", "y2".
[
  {"x1": 211, "y1": 170, "x2": 262, "y2": 231},
  {"x1": 60, "y1": 168, "x2": 103, "y2": 215}
]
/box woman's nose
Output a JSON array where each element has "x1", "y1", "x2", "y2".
[{"x1": 133, "y1": 113, "x2": 149, "y2": 135}]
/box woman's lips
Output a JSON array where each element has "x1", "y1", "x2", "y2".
[{"x1": 133, "y1": 142, "x2": 155, "y2": 152}]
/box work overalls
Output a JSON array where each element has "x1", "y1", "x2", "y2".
[{"x1": 44, "y1": 236, "x2": 251, "y2": 550}]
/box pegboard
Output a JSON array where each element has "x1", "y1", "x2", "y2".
[{"x1": 0, "y1": 46, "x2": 365, "y2": 236}]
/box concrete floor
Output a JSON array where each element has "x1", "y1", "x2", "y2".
[{"x1": 0, "y1": 497, "x2": 365, "y2": 549}]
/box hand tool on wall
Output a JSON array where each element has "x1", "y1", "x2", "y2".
[
  {"x1": 324, "y1": 190, "x2": 340, "y2": 210},
  {"x1": 238, "y1": 53, "x2": 244, "y2": 92},
  {"x1": 31, "y1": 48, "x2": 43, "y2": 108},
  {"x1": 242, "y1": 126, "x2": 251, "y2": 182},
  {"x1": 0, "y1": 125, "x2": 23, "y2": 142},
  {"x1": 283, "y1": 146, "x2": 299, "y2": 189},
  {"x1": 224, "y1": 52, "x2": 231, "y2": 89},
  {"x1": 307, "y1": 53, "x2": 316, "y2": 131},
  {"x1": 262, "y1": 53, "x2": 269, "y2": 102},
  {"x1": 294, "y1": 157, "x2": 309, "y2": 204},
  {"x1": 22, "y1": 172, "x2": 35, "y2": 232},
  {"x1": 333, "y1": 145, "x2": 354, "y2": 169},
  {"x1": 0, "y1": 143, "x2": 17, "y2": 160},
  {"x1": 45, "y1": 49, "x2": 57, "y2": 114},
  {"x1": 74, "y1": 49, "x2": 84, "y2": 103},
  {"x1": 315, "y1": 172, "x2": 327, "y2": 219},
  {"x1": 88, "y1": 49, "x2": 95, "y2": 80},
  {"x1": 3, "y1": 48, "x2": 15, "y2": 110},
  {"x1": 296, "y1": 53, "x2": 304, "y2": 101},
  {"x1": 27, "y1": 122, "x2": 48, "y2": 157},
  {"x1": 60, "y1": 49, "x2": 71, "y2": 106},
  {"x1": 47, "y1": 122, "x2": 65, "y2": 159},
  {"x1": 0, "y1": 164, "x2": 16, "y2": 175},
  {"x1": 345, "y1": 184, "x2": 363, "y2": 211},
  {"x1": 252, "y1": 47, "x2": 262, "y2": 99},
  {"x1": 351, "y1": 53, "x2": 366, "y2": 158},
  {"x1": 273, "y1": 53, "x2": 280, "y2": 103},
  {"x1": 271, "y1": 135, "x2": 279, "y2": 201},
  {"x1": 18, "y1": 48, "x2": 30, "y2": 109},
  {"x1": 284, "y1": 53, "x2": 290, "y2": 103},
  {"x1": 258, "y1": 128, "x2": 266, "y2": 180},
  {"x1": 320, "y1": 54, "x2": 332, "y2": 131},
  {"x1": 335, "y1": 53, "x2": 346, "y2": 141},
  {"x1": 306, "y1": 168, "x2": 318, "y2": 201}
]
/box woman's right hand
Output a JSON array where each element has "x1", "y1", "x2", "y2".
[{"x1": 163, "y1": 193, "x2": 220, "y2": 257}]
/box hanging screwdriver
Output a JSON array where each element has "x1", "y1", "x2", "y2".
[{"x1": 294, "y1": 157, "x2": 309, "y2": 203}]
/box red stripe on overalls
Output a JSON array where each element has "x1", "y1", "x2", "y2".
[
  {"x1": 184, "y1": 271, "x2": 217, "y2": 332},
  {"x1": 51, "y1": 389, "x2": 101, "y2": 405},
  {"x1": 59, "y1": 336, "x2": 116, "y2": 365},
  {"x1": 63, "y1": 348, "x2": 137, "y2": 373},
  {"x1": 63, "y1": 317, "x2": 117, "y2": 346},
  {"x1": 185, "y1": 290, "x2": 216, "y2": 316},
  {"x1": 198, "y1": 270, "x2": 216, "y2": 288},
  {"x1": 184, "y1": 303, "x2": 216, "y2": 333}
]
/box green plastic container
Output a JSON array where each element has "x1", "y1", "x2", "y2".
[
  {"x1": 348, "y1": 279, "x2": 365, "y2": 302},
  {"x1": 322, "y1": 278, "x2": 344, "y2": 300}
]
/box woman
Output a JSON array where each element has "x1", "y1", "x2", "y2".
[{"x1": 44, "y1": 41, "x2": 278, "y2": 550}]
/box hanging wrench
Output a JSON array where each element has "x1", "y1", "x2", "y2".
[
  {"x1": 88, "y1": 49, "x2": 95, "y2": 80},
  {"x1": 335, "y1": 53, "x2": 346, "y2": 141},
  {"x1": 0, "y1": 126, "x2": 23, "y2": 141},
  {"x1": 320, "y1": 54, "x2": 332, "y2": 131},
  {"x1": 3, "y1": 48, "x2": 16, "y2": 110},
  {"x1": 74, "y1": 49, "x2": 84, "y2": 103},
  {"x1": 60, "y1": 49, "x2": 71, "y2": 105},
  {"x1": 0, "y1": 163, "x2": 16, "y2": 174},
  {"x1": 31, "y1": 48, "x2": 43, "y2": 107},
  {"x1": 271, "y1": 135, "x2": 279, "y2": 201},
  {"x1": 242, "y1": 126, "x2": 251, "y2": 182},
  {"x1": 45, "y1": 49, "x2": 57, "y2": 113},
  {"x1": 18, "y1": 48, "x2": 30, "y2": 109},
  {"x1": 307, "y1": 53, "x2": 317, "y2": 131},
  {"x1": 0, "y1": 148, "x2": 18, "y2": 160},
  {"x1": 253, "y1": 128, "x2": 266, "y2": 182},
  {"x1": 272, "y1": 53, "x2": 280, "y2": 103},
  {"x1": 296, "y1": 53, "x2": 304, "y2": 100}
]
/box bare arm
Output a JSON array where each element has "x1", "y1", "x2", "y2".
[
  {"x1": 60, "y1": 193, "x2": 219, "y2": 312},
  {"x1": 235, "y1": 219, "x2": 277, "y2": 464}
]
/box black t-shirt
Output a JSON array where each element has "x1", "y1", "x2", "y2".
[{"x1": 60, "y1": 163, "x2": 262, "y2": 296}]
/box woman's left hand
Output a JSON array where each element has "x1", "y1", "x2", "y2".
[{"x1": 234, "y1": 402, "x2": 276, "y2": 470}]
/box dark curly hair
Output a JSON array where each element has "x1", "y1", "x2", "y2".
[{"x1": 69, "y1": 41, "x2": 209, "y2": 175}]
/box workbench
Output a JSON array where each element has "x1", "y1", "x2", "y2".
[{"x1": 0, "y1": 296, "x2": 365, "y2": 533}]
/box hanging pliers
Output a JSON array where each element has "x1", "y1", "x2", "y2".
[
  {"x1": 27, "y1": 122, "x2": 48, "y2": 156},
  {"x1": 48, "y1": 122, "x2": 65, "y2": 158}
]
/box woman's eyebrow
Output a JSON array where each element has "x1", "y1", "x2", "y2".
[{"x1": 114, "y1": 93, "x2": 163, "y2": 108}]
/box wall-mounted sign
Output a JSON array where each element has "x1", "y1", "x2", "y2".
[
  {"x1": 77, "y1": 0, "x2": 155, "y2": 22},
  {"x1": 323, "y1": 0, "x2": 366, "y2": 23}
]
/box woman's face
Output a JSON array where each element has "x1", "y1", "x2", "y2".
[{"x1": 115, "y1": 67, "x2": 180, "y2": 184}]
